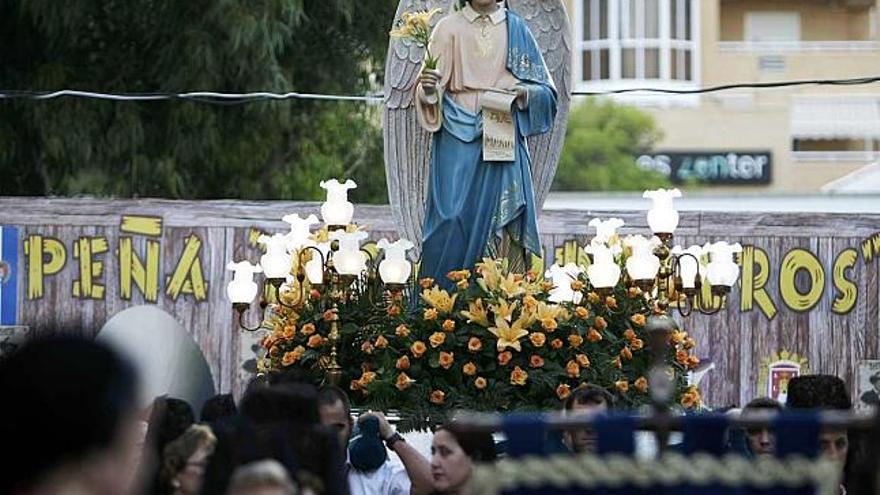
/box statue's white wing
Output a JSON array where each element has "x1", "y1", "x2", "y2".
[
  {"x1": 384, "y1": 0, "x2": 455, "y2": 255},
  {"x1": 383, "y1": 0, "x2": 572, "y2": 255}
]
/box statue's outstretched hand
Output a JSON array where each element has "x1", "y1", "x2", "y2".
[{"x1": 419, "y1": 69, "x2": 442, "y2": 98}]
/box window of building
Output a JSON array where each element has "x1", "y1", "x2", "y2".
[
  {"x1": 576, "y1": 0, "x2": 699, "y2": 86},
  {"x1": 744, "y1": 12, "x2": 800, "y2": 42}
]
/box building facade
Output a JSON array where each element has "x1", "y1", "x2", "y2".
[{"x1": 567, "y1": 0, "x2": 880, "y2": 192}]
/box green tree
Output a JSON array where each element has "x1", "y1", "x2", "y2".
[
  {"x1": 552, "y1": 97, "x2": 670, "y2": 191},
  {"x1": 0, "y1": 0, "x2": 395, "y2": 202}
]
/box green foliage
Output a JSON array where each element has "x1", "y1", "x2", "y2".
[
  {"x1": 553, "y1": 98, "x2": 671, "y2": 191},
  {"x1": 0, "y1": 0, "x2": 394, "y2": 202}
]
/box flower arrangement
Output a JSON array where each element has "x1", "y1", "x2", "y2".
[{"x1": 257, "y1": 254, "x2": 700, "y2": 432}]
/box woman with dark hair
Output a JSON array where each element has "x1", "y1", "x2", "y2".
[
  {"x1": 159, "y1": 424, "x2": 217, "y2": 495},
  {"x1": 425, "y1": 425, "x2": 496, "y2": 495}
]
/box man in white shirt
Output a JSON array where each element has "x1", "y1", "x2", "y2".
[{"x1": 317, "y1": 386, "x2": 432, "y2": 495}]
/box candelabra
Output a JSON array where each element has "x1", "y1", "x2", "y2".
[{"x1": 225, "y1": 179, "x2": 418, "y2": 385}]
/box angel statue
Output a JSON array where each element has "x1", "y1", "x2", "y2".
[{"x1": 385, "y1": 0, "x2": 571, "y2": 287}]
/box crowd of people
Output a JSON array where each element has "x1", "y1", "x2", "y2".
[{"x1": 0, "y1": 333, "x2": 877, "y2": 495}]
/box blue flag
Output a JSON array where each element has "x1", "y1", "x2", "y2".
[{"x1": 0, "y1": 226, "x2": 19, "y2": 325}]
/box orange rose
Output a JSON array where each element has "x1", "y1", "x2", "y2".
[
  {"x1": 429, "y1": 332, "x2": 446, "y2": 348},
  {"x1": 551, "y1": 338, "x2": 563, "y2": 350},
  {"x1": 671, "y1": 331, "x2": 686, "y2": 344},
  {"x1": 375, "y1": 335, "x2": 389, "y2": 349},
  {"x1": 396, "y1": 373, "x2": 414, "y2": 391},
  {"x1": 605, "y1": 296, "x2": 618, "y2": 310},
  {"x1": 615, "y1": 380, "x2": 629, "y2": 393},
  {"x1": 361, "y1": 341, "x2": 374, "y2": 354},
  {"x1": 570, "y1": 280, "x2": 585, "y2": 291},
  {"x1": 542, "y1": 318, "x2": 558, "y2": 331},
  {"x1": 587, "y1": 292, "x2": 601, "y2": 304},
  {"x1": 442, "y1": 319, "x2": 456, "y2": 332},
  {"x1": 556, "y1": 384, "x2": 572, "y2": 400},
  {"x1": 283, "y1": 325, "x2": 296, "y2": 339},
  {"x1": 630, "y1": 314, "x2": 646, "y2": 327},
  {"x1": 566, "y1": 360, "x2": 580, "y2": 378},
  {"x1": 323, "y1": 309, "x2": 338, "y2": 322},
  {"x1": 510, "y1": 366, "x2": 528, "y2": 386},
  {"x1": 282, "y1": 351, "x2": 298, "y2": 366},
  {"x1": 439, "y1": 351, "x2": 455, "y2": 369},
  {"x1": 498, "y1": 351, "x2": 512, "y2": 366},
  {"x1": 411, "y1": 341, "x2": 427, "y2": 358},
  {"x1": 396, "y1": 355, "x2": 411, "y2": 370},
  {"x1": 358, "y1": 371, "x2": 376, "y2": 386},
  {"x1": 621, "y1": 346, "x2": 633, "y2": 360},
  {"x1": 424, "y1": 308, "x2": 438, "y2": 321},
  {"x1": 430, "y1": 390, "x2": 445, "y2": 405},
  {"x1": 387, "y1": 304, "x2": 401, "y2": 316},
  {"x1": 684, "y1": 337, "x2": 696, "y2": 350},
  {"x1": 463, "y1": 362, "x2": 477, "y2": 376},
  {"x1": 687, "y1": 355, "x2": 700, "y2": 369},
  {"x1": 301, "y1": 323, "x2": 316, "y2": 336},
  {"x1": 676, "y1": 349, "x2": 688, "y2": 365},
  {"x1": 627, "y1": 286, "x2": 642, "y2": 298},
  {"x1": 568, "y1": 334, "x2": 584, "y2": 348},
  {"x1": 630, "y1": 338, "x2": 644, "y2": 351},
  {"x1": 594, "y1": 316, "x2": 607, "y2": 330},
  {"x1": 587, "y1": 328, "x2": 603, "y2": 342},
  {"x1": 308, "y1": 335, "x2": 324, "y2": 348},
  {"x1": 529, "y1": 355, "x2": 545, "y2": 368},
  {"x1": 396, "y1": 324, "x2": 410, "y2": 337},
  {"x1": 612, "y1": 356, "x2": 622, "y2": 369},
  {"x1": 623, "y1": 329, "x2": 636, "y2": 341},
  {"x1": 468, "y1": 337, "x2": 482, "y2": 352},
  {"x1": 529, "y1": 332, "x2": 546, "y2": 347},
  {"x1": 541, "y1": 281, "x2": 555, "y2": 292},
  {"x1": 309, "y1": 289, "x2": 321, "y2": 300},
  {"x1": 576, "y1": 354, "x2": 590, "y2": 368},
  {"x1": 419, "y1": 277, "x2": 435, "y2": 289},
  {"x1": 350, "y1": 380, "x2": 362, "y2": 391},
  {"x1": 269, "y1": 345, "x2": 281, "y2": 357},
  {"x1": 575, "y1": 306, "x2": 589, "y2": 319},
  {"x1": 474, "y1": 377, "x2": 488, "y2": 389},
  {"x1": 634, "y1": 376, "x2": 648, "y2": 392}
]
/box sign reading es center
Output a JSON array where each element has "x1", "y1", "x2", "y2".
[{"x1": 636, "y1": 151, "x2": 772, "y2": 185}]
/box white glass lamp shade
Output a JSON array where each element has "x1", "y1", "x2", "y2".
[
  {"x1": 282, "y1": 213, "x2": 319, "y2": 251},
  {"x1": 304, "y1": 242, "x2": 331, "y2": 285},
  {"x1": 643, "y1": 188, "x2": 682, "y2": 234},
  {"x1": 585, "y1": 244, "x2": 621, "y2": 289},
  {"x1": 587, "y1": 217, "x2": 625, "y2": 245},
  {"x1": 672, "y1": 245, "x2": 704, "y2": 289},
  {"x1": 704, "y1": 242, "x2": 743, "y2": 287},
  {"x1": 624, "y1": 235, "x2": 660, "y2": 281},
  {"x1": 334, "y1": 250, "x2": 367, "y2": 276},
  {"x1": 226, "y1": 261, "x2": 262, "y2": 303},
  {"x1": 320, "y1": 179, "x2": 357, "y2": 226},
  {"x1": 377, "y1": 238, "x2": 414, "y2": 284},
  {"x1": 258, "y1": 233, "x2": 292, "y2": 278},
  {"x1": 330, "y1": 230, "x2": 369, "y2": 276},
  {"x1": 379, "y1": 259, "x2": 411, "y2": 284}
]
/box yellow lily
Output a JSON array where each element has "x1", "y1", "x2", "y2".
[
  {"x1": 489, "y1": 299, "x2": 518, "y2": 322},
  {"x1": 499, "y1": 273, "x2": 525, "y2": 298},
  {"x1": 488, "y1": 315, "x2": 529, "y2": 352},
  {"x1": 422, "y1": 286, "x2": 457, "y2": 314},
  {"x1": 460, "y1": 298, "x2": 490, "y2": 327}
]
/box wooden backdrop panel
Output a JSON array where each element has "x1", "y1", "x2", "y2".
[{"x1": 1, "y1": 198, "x2": 878, "y2": 406}]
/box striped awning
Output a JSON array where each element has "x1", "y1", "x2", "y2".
[{"x1": 791, "y1": 97, "x2": 880, "y2": 139}]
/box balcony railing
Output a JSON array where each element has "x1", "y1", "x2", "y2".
[
  {"x1": 792, "y1": 151, "x2": 880, "y2": 162},
  {"x1": 718, "y1": 40, "x2": 880, "y2": 53}
]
